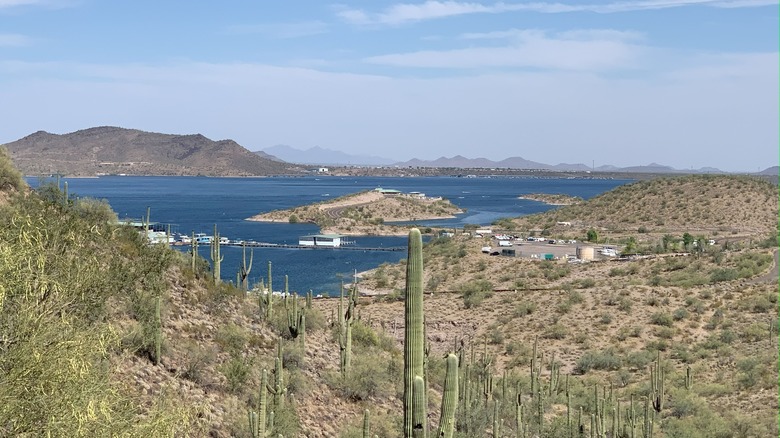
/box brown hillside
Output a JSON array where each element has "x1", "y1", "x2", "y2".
[
  {"x1": 3, "y1": 126, "x2": 306, "y2": 177},
  {"x1": 514, "y1": 175, "x2": 778, "y2": 238}
]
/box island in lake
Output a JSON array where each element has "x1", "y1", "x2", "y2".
[
  {"x1": 518, "y1": 193, "x2": 584, "y2": 205},
  {"x1": 247, "y1": 188, "x2": 463, "y2": 235}
]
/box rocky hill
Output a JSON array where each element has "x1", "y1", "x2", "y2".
[
  {"x1": 3, "y1": 126, "x2": 305, "y2": 177},
  {"x1": 514, "y1": 174, "x2": 779, "y2": 238}
]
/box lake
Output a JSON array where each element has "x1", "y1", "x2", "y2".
[{"x1": 26, "y1": 175, "x2": 633, "y2": 295}]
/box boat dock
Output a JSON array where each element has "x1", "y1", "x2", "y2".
[{"x1": 173, "y1": 241, "x2": 405, "y2": 252}]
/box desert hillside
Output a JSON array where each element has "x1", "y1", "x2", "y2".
[
  {"x1": 0, "y1": 160, "x2": 776, "y2": 437},
  {"x1": 515, "y1": 175, "x2": 778, "y2": 237},
  {"x1": 3, "y1": 126, "x2": 305, "y2": 177}
]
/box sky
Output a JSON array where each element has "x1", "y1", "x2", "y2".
[{"x1": 0, "y1": 0, "x2": 777, "y2": 172}]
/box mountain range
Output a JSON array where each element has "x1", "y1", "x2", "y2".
[
  {"x1": 3, "y1": 127, "x2": 775, "y2": 176},
  {"x1": 259, "y1": 145, "x2": 772, "y2": 175}
]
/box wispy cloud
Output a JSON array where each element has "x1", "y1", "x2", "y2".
[
  {"x1": 0, "y1": 0, "x2": 41, "y2": 7},
  {"x1": 337, "y1": 0, "x2": 777, "y2": 25},
  {"x1": 0, "y1": 33, "x2": 32, "y2": 46},
  {"x1": 460, "y1": 28, "x2": 645, "y2": 42},
  {"x1": 366, "y1": 29, "x2": 646, "y2": 71},
  {"x1": 224, "y1": 21, "x2": 328, "y2": 39}
]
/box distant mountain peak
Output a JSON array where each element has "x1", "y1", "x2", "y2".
[{"x1": 261, "y1": 144, "x2": 396, "y2": 166}]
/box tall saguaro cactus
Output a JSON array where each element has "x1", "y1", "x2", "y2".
[
  {"x1": 400, "y1": 228, "x2": 461, "y2": 438},
  {"x1": 239, "y1": 242, "x2": 254, "y2": 291},
  {"x1": 404, "y1": 228, "x2": 426, "y2": 437},
  {"x1": 210, "y1": 224, "x2": 224, "y2": 283},
  {"x1": 260, "y1": 261, "x2": 274, "y2": 319}
]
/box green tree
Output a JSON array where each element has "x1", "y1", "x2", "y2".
[
  {"x1": 682, "y1": 232, "x2": 694, "y2": 249},
  {"x1": 586, "y1": 228, "x2": 598, "y2": 242}
]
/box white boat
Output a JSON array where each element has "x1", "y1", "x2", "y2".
[{"x1": 194, "y1": 233, "x2": 212, "y2": 244}]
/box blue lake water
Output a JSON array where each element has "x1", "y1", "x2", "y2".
[{"x1": 26, "y1": 175, "x2": 633, "y2": 295}]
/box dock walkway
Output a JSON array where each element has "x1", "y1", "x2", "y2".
[{"x1": 173, "y1": 241, "x2": 405, "y2": 252}]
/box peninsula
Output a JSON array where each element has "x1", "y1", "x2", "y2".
[{"x1": 247, "y1": 188, "x2": 463, "y2": 235}]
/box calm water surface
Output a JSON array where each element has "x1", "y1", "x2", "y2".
[{"x1": 27, "y1": 175, "x2": 633, "y2": 294}]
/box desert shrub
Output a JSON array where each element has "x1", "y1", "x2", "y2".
[
  {"x1": 567, "y1": 290, "x2": 584, "y2": 304},
  {"x1": 223, "y1": 355, "x2": 257, "y2": 395},
  {"x1": 625, "y1": 350, "x2": 655, "y2": 370},
  {"x1": 710, "y1": 268, "x2": 738, "y2": 283},
  {"x1": 0, "y1": 146, "x2": 24, "y2": 192},
  {"x1": 72, "y1": 197, "x2": 118, "y2": 224},
  {"x1": 574, "y1": 348, "x2": 622, "y2": 374},
  {"x1": 739, "y1": 323, "x2": 767, "y2": 343},
  {"x1": 736, "y1": 353, "x2": 777, "y2": 390},
  {"x1": 325, "y1": 352, "x2": 397, "y2": 401},
  {"x1": 487, "y1": 324, "x2": 505, "y2": 345},
  {"x1": 579, "y1": 278, "x2": 596, "y2": 288},
  {"x1": 460, "y1": 279, "x2": 494, "y2": 309},
  {"x1": 656, "y1": 327, "x2": 676, "y2": 339},
  {"x1": 351, "y1": 320, "x2": 380, "y2": 348},
  {"x1": 215, "y1": 323, "x2": 248, "y2": 356},
  {"x1": 179, "y1": 341, "x2": 216, "y2": 384},
  {"x1": 617, "y1": 297, "x2": 633, "y2": 313},
  {"x1": 650, "y1": 312, "x2": 674, "y2": 327},
  {"x1": 514, "y1": 301, "x2": 537, "y2": 317},
  {"x1": 672, "y1": 307, "x2": 689, "y2": 321},
  {"x1": 541, "y1": 323, "x2": 568, "y2": 340}
]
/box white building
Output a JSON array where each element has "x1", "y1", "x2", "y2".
[{"x1": 299, "y1": 234, "x2": 345, "y2": 247}]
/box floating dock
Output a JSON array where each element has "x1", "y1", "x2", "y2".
[{"x1": 173, "y1": 241, "x2": 405, "y2": 252}]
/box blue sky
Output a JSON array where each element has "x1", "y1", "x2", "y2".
[{"x1": 1, "y1": 0, "x2": 777, "y2": 171}]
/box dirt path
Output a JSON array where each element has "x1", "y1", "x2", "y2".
[{"x1": 750, "y1": 247, "x2": 779, "y2": 284}]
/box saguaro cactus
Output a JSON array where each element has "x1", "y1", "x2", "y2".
[
  {"x1": 650, "y1": 351, "x2": 665, "y2": 413},
  {"x1": 260, "y1": 261, "x2": 274, "y2": 319},
  {"x1": 404, "y1": 228, "x2": 426, "y2": 438},
  {"x1": 339, "y1": 284, "x2": 357, "y2": 377},
  {"x1": 435, "y1": 354, "x2": 459, "y2": 438},
  {"x1": 210, "y1": 224, "x2": 224, "y2": 283},
  {"x1": 239, "y1": 242, "x2": 254, "y2": 291},
  {"x1": 401, "y1": 228, "x2": 461, "y2": 438},
  {"x1": 190, "y1": 231, "x2": 199, "y2": 271}
]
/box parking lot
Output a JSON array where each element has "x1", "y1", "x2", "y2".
[{"x1": 483, "y1": 239, "x2": 599, "y2": 260}]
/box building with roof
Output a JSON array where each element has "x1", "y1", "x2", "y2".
[{"x1": 299, "y1": 234, "x2": 347, "y2": 247}]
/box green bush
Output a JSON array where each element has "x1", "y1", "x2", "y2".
[
  {"x1": 514, "y1": 301, "x2": 537, "y2": 317},
  {"x1": 650, "y1": 312, "x2": 675, "y2": 327},
  {"x1": 219, "y1": 355, "x2": 253, "y2": 393},
  {"x1": 574, "y1": 348, "x2": 622, "y2": 374},
  {"x1": 325, "y1": 352, "x2": 397, "y2": 401},
  {"x1": 541, "y1": 323, "x2": 568, "y2": 340},
  {"x1": 0, "y1": 146, "x2": 25, "y2": 192},
  {"x1": 460, "y1": 279, "x2": 494, "y2": 309}
]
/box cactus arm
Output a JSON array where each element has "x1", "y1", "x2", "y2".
[{"x1": 412, "y1": 375, "x2": 428, "y2": 438}]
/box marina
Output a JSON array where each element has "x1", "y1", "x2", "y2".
[
  {"x1": 27, "y1": 175, "x2": 632, "y2": 294},
  {"x1": 171, "y1": 239, "x2": 404, "y2": 252}
]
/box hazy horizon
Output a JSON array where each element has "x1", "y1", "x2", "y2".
[{"x1": 1, "y1": 1, "x2": 777, "y2": 173}]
